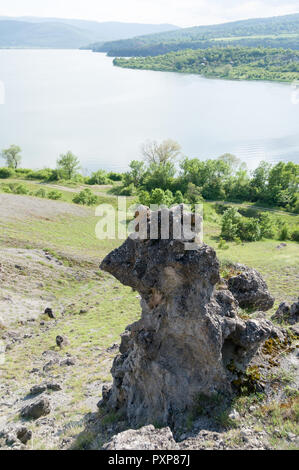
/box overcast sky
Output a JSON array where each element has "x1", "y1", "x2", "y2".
[{"x1": 0, "y1": 0, "x2": 298, "y2": 27}]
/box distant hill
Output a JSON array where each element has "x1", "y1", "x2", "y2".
[
  {"x1": 0, "y1": 17, "x2": 179, "y2": 49},
  {"x1": 92, "y1": 13, "x2": 299, "y2": 56}
]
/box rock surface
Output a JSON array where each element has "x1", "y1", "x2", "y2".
[
  {"x1": 99, "y1": 206, "x2": 276, "y2": 428},
  {"x1": 103, "y1": 425, "x2": 179, "y2": 450},
  {"x1": 271, "y1": 299, "x2": 299, "y2": 325},
  {"x1": 20, "y1": 397, "x2": 51, "y2": 420},
  {"x1": 227, "y1": 265, "x2": 274, "y2": 311}
]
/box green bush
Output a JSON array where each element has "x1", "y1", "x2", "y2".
[
  {"x1": 35, "y1": 188, "x2": 47, "y2": 198},
  {"x1": 107, "y1": 172, "x2": 123, "y2": 181},
  {"x1": 72, "y1": 188, "x2": 98, "y2": 206},
  {"x1": 9, "y1": 183, "x2": 29, "y2": 195},
  {"x1": 291, "y1": 230, "x2": 299, "y2": 242},
  {"x1": 47, "y1": 190, "x2": 62, "y2": 200},
  {"x1": 15, "y1": 168, "x2": 31, "y2": 175},
  {"x1": 238, "y1": 218, "x2": 261, "y2": 242},
  {"x1": 27, "y1": 169, "x2": 54, "y2": 181},
  {"x1": 279, "y1": 224, "x2": 290, "y2": 241},
  {"x1": 221, "y1": 207, "x2": 241, "y2": 241},
  {"x1": 87, "y1": 170, "x2": 110, "y2": 185},
  {"x1": 0, "y1": 167, "x2": 15, "y2": 179},
  {"x1": 118, "y1": 183, "x2": 136, "y2": 196}
]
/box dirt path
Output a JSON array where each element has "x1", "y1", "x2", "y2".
[{"x1": 0, "y1": 194, "x2": 91, "y2": 221}]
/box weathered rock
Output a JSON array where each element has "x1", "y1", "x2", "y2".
[
  {"x1": 227, "y1": 265, "x2": 274, "y2": 311},
  {"x1": 103, "y1": 425, "x2": 179, "y2": 450},
  {"x1": 271, "y1": 299, "x2": 299, "y2": 325},
  {"x1": 99, "y1": 206, "x2": 276, "y2": 427},
  {"x1": 20, "y1": 397, "x2": 51, "y2": 420},
  {"x1": 30, "y1": 383, "x2": 62, "y2": 395},
  {"x1": 56, "y1": 335, "x2": 69, "y2": 348},
  {"x1": 45, "y1": 308, "x2": 55, "y2": 319},
  {"x1": 60, "y1": 356, "x2": 75, "y2": 367},
  {"x1": 46, "y1": 382, "x2": 62, "y2": 392},
  {"x1": 16, "y1": 426, "x2": 32, "y2": 445},
  {"x1": 30, "y1": 384, "x2": 47, "y2": 396}
]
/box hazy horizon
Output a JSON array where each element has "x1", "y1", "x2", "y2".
[{"x1": 0, "y1": 0, "x2": 298, "y2": 28}]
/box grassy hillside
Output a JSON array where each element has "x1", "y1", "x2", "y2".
[
  {"x1": 0, "y1": 178, "x2": 298, "y2": 449},
  {"x1": 0, "y1": 18, "x2": 179, "y2": 49},
  {"x1": 93, "y1": 13, "x2": 299, "y2": 56},
  {"x1": 114, "y1": 46, "x2": 299, "y2": 82}
]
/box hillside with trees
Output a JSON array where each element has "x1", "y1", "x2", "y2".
[
  {"x1": 92, "y1": 13, "x2": 299, "y2": 56},
  {"x1": 114, "y1": 47, "x2": 299, "y2": 82}
]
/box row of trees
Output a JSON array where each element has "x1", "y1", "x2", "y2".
[
  {"x1": 120, "y1": 140, "x2": 298, "y2": 213},
  {"x1": 114, "y1": 47, "x2": 299, "y2": 82},
  {"x1": 1, "y1": 146, "x2": 80, "y2": 180},
  {"x1": 1, "y1": 140, "x2": 298, "y2": 212}
]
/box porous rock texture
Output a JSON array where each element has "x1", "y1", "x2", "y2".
[
  {"x1": 271, "y1": 298, "x2": 299, "y2": 325},
  {"x1": 103, "y1": 425, "x2": 179, "y2": 450},
  {"x1": 100, "y1": 206, "x2": 277, "y2": 428},
  {"x1": 227, "y1": 265, "x2": 274, "y2": 312}
]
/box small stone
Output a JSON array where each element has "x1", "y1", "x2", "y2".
[
  {"x1": 16, "y1": 427, "x2": 32, "y2": 445},
  {"x1": 229, "y1": 409, "x2": 240, "y2": 420},
  {"x1": 46, "y1": 382, "x2": 62, "y2": 391},
  {"x1": 20, "y1": 397, "x2": 51, "y2": 420},
  {"x1": 45, "y1": 308, "x2": 55, "y2": 319},
  {"x1": 30, "y1": 384, "x2": 47, "y2": 396},
  {"x1": 6, "y1": 434, "x2": 17, "y2": 446},
  {"x1": 56, "y1": 335, "x2": 69, "y2": 348},
  {"x1": 60, "y1": 357, "x2": 75, "y2": 367},
  {"x1": 43, "y1": 358, "x2": 59, "y2": 372}
]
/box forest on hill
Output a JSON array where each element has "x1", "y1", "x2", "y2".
[
  {"x1": 92, "y1": 13, "x2": 299, "y2": 56},
  {"x1": 114, "y1": 47, "x2": 299, "y2": 82}
]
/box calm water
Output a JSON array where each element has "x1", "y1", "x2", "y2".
[{"x1": 0, "y1": 49, "x2": 298, "y2": 172}]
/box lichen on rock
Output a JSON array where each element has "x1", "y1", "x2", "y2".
[{"x1": 99, "y1": 205, "x2": 278, "y2": 428}]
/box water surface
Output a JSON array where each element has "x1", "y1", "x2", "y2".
[{"x1": 0, "y1": 49, "x2": 298, "y2": 171}]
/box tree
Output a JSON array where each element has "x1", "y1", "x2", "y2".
[
  {"x1": 123, "y1": 160, "x2": 146, "y2": 187},
  {"x1": 1, "y1": 145, "x2": 22, "y2": 169},
  {"x1": 218, "y1": 153, "x2": 247, "y2": 175},
  {"x1": 57, "y1": 151, "x2": 80, "y2": 180},
  {"x1": 141, "y1": 139, "x2": 181, "y2": 166}
]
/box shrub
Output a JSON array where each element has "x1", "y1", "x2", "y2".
[
  {"x1": 108, "y1": 172, "x2": 123, "y2": 182},
  {"x1": 48, "y1": 190, "x2": 62, "y2": 200},
  {"x1": 87, "y1": 170, "x2": 110, "y2": 185},
  {"x1": 238, "y1": 218, "x2": 261, "y2": 242},
  {"x1": 291, "y1": 230, "x2": 299, "y2": 242},
  {"x1": 279, "y1": 224, "x2": 290, "y2": 241},
  {"x1": 118, "y1": 183, "x2": 136, "y2": 196},
  {"x1": 258, "y1": 213, "x2": 276, "y2": 239},
  {"x1": 221, "y1": 207, "x2": 241, "y2": 241},
  {"x1": 11, "y1": 183, "x2": 29, "y2": 195},
  {"x1": 1, "y1": 184, "x2": 12, "y2": 193},
  {"x1": 15, "y1": 168, "x2": 31, "y2": 175},
  {"x1": 185, "y1": 183, "x2": 203, "y2": 205},
  {"x1": 27, "y1": 169, "x2": 54, "y2": 181},
  {"x1": 0, "y1": 167, "x2": 15, "y2": 179},
  {"x1": 73, "y1": 188, "x2": 98, "y2": 206},
  {"x1": 35, "y1": 188, "x2": 47, "y2": 198}
]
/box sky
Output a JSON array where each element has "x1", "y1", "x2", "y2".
[{"x1": 0, "y1": 0, "x2": 298, "y2": 27}]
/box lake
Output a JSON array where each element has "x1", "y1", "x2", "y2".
[{"x1": 0, "y1": 49, "x2": 298, "y2": 172}]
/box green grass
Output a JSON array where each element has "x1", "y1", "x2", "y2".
[{"x1": 0, "y1": 181, "x2": 298, "y2": 449}]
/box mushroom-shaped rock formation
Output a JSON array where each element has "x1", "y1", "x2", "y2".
[{"x1": 99, "y1": 206, "x2": 276, "y2": 427}]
